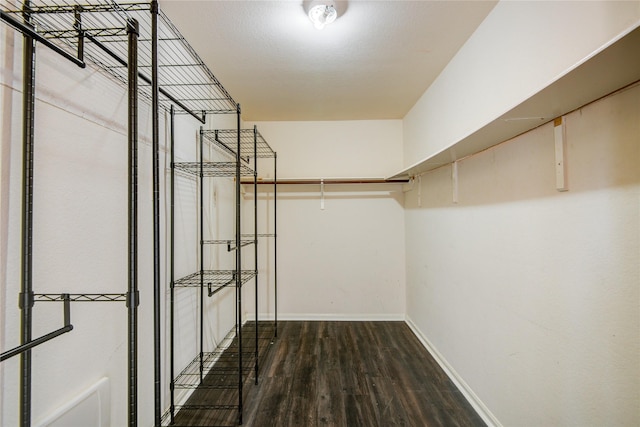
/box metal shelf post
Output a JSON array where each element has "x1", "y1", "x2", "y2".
[
  {"x1": 19, "y1": 2, "x2": 36, "y2": 424},
  {"x1": 126, "y1": 17, "x2": 139, "y2": 427}
]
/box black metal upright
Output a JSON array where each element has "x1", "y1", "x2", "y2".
[
  {"x1": 253, "y1": 126, "x2": 259, "y2": 385},
  {"x1": 236, "y1": 104, "x2": 243, "y2": 425},
  {"x1": 274, "y1": 154, "x2": 278, "y2": 337},
  {"x1": 19, "y1": 2, "x2": 36, "y2": 425},
  {"x1": 169, "y1": 106, "x2": 176, "y2": 424},
  {"x1": 150, "y1": 1, "x2": 162, "y2": 425},
  {"x1": 199, "y1": 127, "x2": 205, "y2": 384},
  {"x1": 126, "y1": 17, "x2": 139, "y2": 427}
]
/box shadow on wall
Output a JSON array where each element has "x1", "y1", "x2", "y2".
[
  {"x1": 245, "y1": 183, "x2": 405, "y2": 207},
  {"x1": 0, "y1": 26, "x2": 17, "y2": 427},
  {"x1": 405, "y1": 83, "x2": 640, "y2": 210}
]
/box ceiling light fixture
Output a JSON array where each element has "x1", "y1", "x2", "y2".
[{"x1": 307, "y1": 0, "x2": 337, "y2": 30}]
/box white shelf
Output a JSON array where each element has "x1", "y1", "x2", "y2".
[
  {"x1": 390, "y1": 25, "x2": 640, "y2": 179},
  {"x1": 242, "y1": 177, "x2": 409, "y2": 185}
]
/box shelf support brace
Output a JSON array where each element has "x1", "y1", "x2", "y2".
[
  {"x1": 452, "y1": 161, "x2": 459, "y2": 204},
  {"x1": 554, "y1": 116, "x2": 569, "y2": 192}
]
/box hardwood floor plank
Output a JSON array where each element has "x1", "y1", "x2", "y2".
[
  {"x1": 365, "y1": 376, "x2": 412, "y2": 426},
  {"x1": 316, "y1": 368, "x2": 346, "y2": 425},
  {"x1": 171, "y1": 321, "x2": 486, "y2": 427}
]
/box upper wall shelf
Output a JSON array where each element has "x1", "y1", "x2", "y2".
[
  {"x1": 1, "y1": 0, "x2": 237, "y2": 120},
  {"x1": 390, "y1": 25, "x2": 640, "y2": 179},
  {"x1": 240, "y1": 177, "x2": 409, "y2": 185}
]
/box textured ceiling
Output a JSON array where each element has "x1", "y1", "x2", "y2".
[{"x1": 159, "y1": 0, "x2": 497, "y2": 121}]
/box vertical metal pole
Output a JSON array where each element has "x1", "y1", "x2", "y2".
[
  {"x1": 126, "y1": 18, "x2": 139, "y2": 427},
  {"x1": 273, "y1": 153, "x2": 278, "y2": 337},
  {"x1": 236, "y1": 104, "x2": 243, "y2": 425},
  {"x1": 150, "y1": 1, "x2": 161, "y2": 425},
  {"x1": 253, "y1": 127, "x2": 258, "y2": 385},
  {"x1": 169, "y1": 106, "x2": 175, "y2": 424},
  {"x1": 19, "y1": 2, "x2": 35, "y2": 425},
  {"x1": 199, "y1": 127, "x2": 204, "y2": 384},
  {"x1": 73, "y1": 6, "x2": 84, "y2": 62},
  {"x1": 274, "y1": 154, "x2": 277, "y2": 338}
]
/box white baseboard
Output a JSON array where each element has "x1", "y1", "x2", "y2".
[
  {"x1": 404, "y1": 316, "x2": 502, "y2": 427},
  {"x1": 245, "y1": 313, "x2": 405, "y2": 322}
]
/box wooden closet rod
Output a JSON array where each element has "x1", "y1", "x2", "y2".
[{"x1": 241, "y1": 178, "x2": 410, "y2": 185}]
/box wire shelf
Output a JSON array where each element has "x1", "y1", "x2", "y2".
[
  {"x1": 173, "y1": 162, "x2": 254, "y2": 178},
  {"x1": 173, "y1": 352, "x2": 256, "y2": 390},
  {"x1": 34, "y1": 293, "x2": 127, "y2": 302},
  {"x1": 173, "y1": 270, "x2": 256, "y2": 288},
  {"x1": 241, "y1": 233, "x2": 275, "y2": 238},
  {"x1": 203, "y1": 239, "x2": 254, "y2": 251},
  {"x1": 1, "y1": 0, "x2": 237, "y2": 116},
  {"x1": 202, "y1": 129, "x2": 275, "y2": 159},
  {"x1": 169, "y1": 403, "x2": 239, "y2": 414}
]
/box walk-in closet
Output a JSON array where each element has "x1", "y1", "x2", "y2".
[{"x1": 2, "y1": 1, "x2": 639, "y2": 426}]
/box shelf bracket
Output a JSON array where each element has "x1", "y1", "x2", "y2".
[
  {"x1": 554, "y1": 116, "x2": 569, "y2": 192},
  {"x1": 1, "y1": 294, "x2": 73, "y2": 362},
  {"x1": 452, "y1": 161, "x2": 459, "y2": 204}
]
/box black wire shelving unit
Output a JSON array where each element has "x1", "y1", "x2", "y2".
[
  {"x1": 168, "y1": 120, "x2": 278, "y2": 426},
  {"x1": 206, "y1": 126, "x2": 279, "y2": 346},
  {"x1": 204, "y1": 126, "x2": 279, "y2": 340},
  {"x1": 0, "y1": 0, "x2": 278, "y2": 426}
]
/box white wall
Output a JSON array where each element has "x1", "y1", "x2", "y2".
[
  {"x1": 403, "y1": 0, "x2": 640, "y2": 168},
  {"x1": 245, "y1": 120, "x2": 406, "y2": 320},
  {"x1": 0, "y1": 23, "x2": 239, "y2": 426},
  {"x1": 1, "y1": 26, "x2": 155, "y2": 425},
  {"x1": 402, "y1": 3, "x2": 640, "y2": 424},
  {"x1": 405, "y1": 82, "x2": 639, "y2": 425}
]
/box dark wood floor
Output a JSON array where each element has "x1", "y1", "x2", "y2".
[{"x1": 171, "y1": 321, "x2": 486, "y2": 427}]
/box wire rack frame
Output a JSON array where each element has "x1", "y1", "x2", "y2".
[
  {"x1": 173, "y1": 353, "x2": 256, "y2": 390},
  {"x1": 203, "y1": 239, "x2": 255, "y2": 252},
  {"x1": 241, "y1": 233, "x2": 276, "y2": 238},
  {"x1": 173, "y1": 270, "x2": 257, "y2": 288},
  {"x1": 202, "y1": 129, "x2": 275, "y2": 159},
  {"x1": 34, "y1": 293, "x2": 127, "y2": 302},
  {"x1": 1, "y1": 0, "x2": 237, "y2": 117},
  {"x1": 173, "y1": 161, "x2": 255, "y2": 178}
]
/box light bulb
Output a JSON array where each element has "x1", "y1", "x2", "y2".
[{"x1": 308, "y1": 4, "x2": 337, "y2": 30}]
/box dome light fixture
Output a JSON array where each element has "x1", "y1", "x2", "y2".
[{"x1": 307, "y1": 0, "x2": 338, "y2": 30}]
